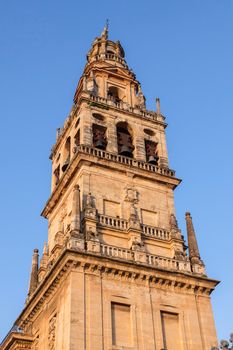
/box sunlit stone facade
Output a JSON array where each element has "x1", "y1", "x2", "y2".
[{"x1": 1, "y1": 26, "x2": 219, "y2": 350}]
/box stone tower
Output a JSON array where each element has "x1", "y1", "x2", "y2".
[{"x1": 1, "y1": 26, "x2": 219, "y2": 350}]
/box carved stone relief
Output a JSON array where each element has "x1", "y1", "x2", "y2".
[
  {"x1": 124, "y1": 186, "x2": 139, "y2": 204},
  {"x1": 48, "y1": 313, "x2": 57, "y2": 350}
]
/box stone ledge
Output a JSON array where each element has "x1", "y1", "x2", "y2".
[
  {"x1": 14, "y1": 249, "x2": 219, "y2": 335},
  {"x1": 0, "y1": 332, "x2": 33, "y2": 350}
]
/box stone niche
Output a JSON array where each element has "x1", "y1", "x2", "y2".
[
  {"x1": 141, "y1": 209, "x2": 158, "y2": 227},
  {"x1": 103, "y1": 199, "x2": 120, "y2": 217}
]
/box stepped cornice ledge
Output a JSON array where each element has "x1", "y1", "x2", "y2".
[
  {"x1": 42, "y1": 145, "x2": 181, "y2": 218},
  {"x1": 12, "y1": 249, "x2": 219, "y2": 336}
]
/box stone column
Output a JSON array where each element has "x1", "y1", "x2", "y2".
[
  {"x1": 127, "y1": 202, "x2": 146, "y2": 263},
  {"x1": 66, "y1": 185, "x2": 84, "y2": 251},
  {"x1": 106, "y1": 116, "x2": 118, "y2": 153},
  {"x1": 84, "y1": 193, "x2": 100, "y2": 253},
  {"x1": 81, "y1": 109, "x2": 93, "y2": 146},
  {"x1": 70, "y1": 185, "x2": 81, "y2": 233},
  {"x1": 134, "y1": 126, "x2": 146, "y2": 161},
  {"x1": 38, "y1": 242, "x2": 48, "y2": 282}
]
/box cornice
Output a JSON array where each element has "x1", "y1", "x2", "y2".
[
  {"x1": 41, "y1": 148, "x2": 181, "y2": 218},
  {"x1": 14, "y1": 249, "x2": 219, "y2": 332},
  {"x1": 0, "y1": 332, "x2": 33, "y2": 350}
]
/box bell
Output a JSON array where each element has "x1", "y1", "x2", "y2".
[
  {"x1": 148, "y1": 155, "x2": 159, "y2": 165},
  {"x1": 93, "y1": 126, "x2": 107, "y2": 150},
  {"x1": 94, "y1": 139, "x2": 106, "y2": 150},
  {"x1": 62, "y1": 156, "x2": 70, "y2": 172},
  {"x1": 119, "y1": 145, "x2": 133, "y2": 157}
]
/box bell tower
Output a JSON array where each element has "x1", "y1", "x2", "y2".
[{"x1": 1, "y1": 26, "x2": 219, "y2": 350}]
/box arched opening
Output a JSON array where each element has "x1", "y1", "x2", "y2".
[
  {"x1": 144, "y1": 128, "x2": 155, "y2": 137},
  {"x1": 93, "y1": 124, "x2": 107, "y2": 150},
  {"x1": 107, "y1": 50, "x2": 115, "y2": 55},
  {"x1": 74, "y1": 129, "x2": 80, "y2": 147},
  {"x1": 62, "y1": 137, "x2": 71, "y2": 172},
  {"x1": 117, "y1": 122, "x2": 134, "y2": 157},
  {"x1": 145, "y1": 140, "x2": 159, "y2": 165},
  {"x1": 93, "y1": 113, "x2": 105, "y2": 122},
  {"x1": 53, "y1": 165, "x2": 60, "y2": 186},
  {"x1": 107, "y1": 86, "x2": 121, "y2": 103}
]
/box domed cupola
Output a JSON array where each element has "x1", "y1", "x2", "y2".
[{"x1": 86, "y1": 24, "x2": 126, "y2": 68}]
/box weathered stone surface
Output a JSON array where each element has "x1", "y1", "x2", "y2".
[{"x1": 1, "y1": 26, "x2": 219, "y2": 350}]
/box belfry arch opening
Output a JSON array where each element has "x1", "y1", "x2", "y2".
[
  {"x1": 145, "y1": 140, "x2": 159, "y2": 165},
  {"x1": 62, "y1": 137, "x2": 71, "y2": 172},
  {"x1": 107, "y1": 86, "x2": 121, "y2": 103},
  {"x1": 92, "y1": 124, "x2": 107, "y2": 150},
  {"x1": 117, "y1": 122, "x2": 134, "y2": 158}
]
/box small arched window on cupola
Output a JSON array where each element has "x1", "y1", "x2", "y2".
[
  {"x1": 117, "y1": 122, "x2": 134, "y2": 158},
  {"x1": 107, "y1": 49, "x2": 115, "y2": 57},
  {"x1": 145, "y1": 140, "x2": 159, "y2": 165},
  {"x1": 62, "y1": 137, "x2": 71, "y2": 172}
]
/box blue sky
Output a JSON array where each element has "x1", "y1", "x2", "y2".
[{"x1": 0, "y1": 0, "x2": 232, "y2": 342}]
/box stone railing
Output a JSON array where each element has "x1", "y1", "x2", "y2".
[
  {"x1": 101, "y1": 244, "x2": 134, "y2": 261},
  {"x1": 92, "y1": 53, "x2": 127, "y2": 67},
  {"x1": 88, "y1": 94, "x2": 164, "y2": 123},
  {"x1": 147, "y1": 254, "x2": 191, "y2": 272},
  {"x1": 99, "y1": 214, "x2": 128, "y2": 230},
  {"x1": 76, "y1": 145, "x2": 175, "y2": 177},
  {"x1": 142, "y1": 224, "x2": 170, "y2": 240},
  {"x1": 99, "y1": 215, "x2": 171, "y2": 240},
  {"x1": 100, "y1": 244, "x2": 191, "y2": 273}
]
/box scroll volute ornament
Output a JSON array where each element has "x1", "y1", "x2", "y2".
[
  {"x1": 117, "y1": 131, "x2": 134, "y2": 157},
  {"x1": 145, "y1": 140, "x2": 159, "y2": 165},
  {"x1": 93, "y1": 124, "x2": 107, "y2": 150}
]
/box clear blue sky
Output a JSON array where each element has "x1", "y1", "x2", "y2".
[{"x1": 0, "y1": 0, "x2": 232, "y2": 343}]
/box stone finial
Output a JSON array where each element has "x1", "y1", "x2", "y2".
[
  {"x1": 156, "y1": 98, "x2": 161, "y2": 115},
  {"x1": 101, "y1": 19, "x2": 109, "y2": 40},
  {"x1": 40, "y1": 242, "x2": 48, "y2": 269},
  {"x1": 170, "y1": 213, "x2": 178, "y2": 229},
  {"x1": 70, "y1": 185, "x2": 81, "y2": 233},
  {"x1": 28, "y1": 249, "x2": 39, "y2": 296},
  {"x1": 185, "y1": 212, "x2": 201, "y2": 264},
  {"x1": 86, "y1": 192, "x2": 95, "y2": 208},
  {"x1": 129, "y1": 202, "x2": 138, "y2": 221}
]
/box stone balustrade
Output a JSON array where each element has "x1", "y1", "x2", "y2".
[
  {"x1": 88, "y1": 94, "x2": 164, "y2": 123},
  {"x1": 92, "y1": 53, "x2": 127, "y2": 67},
  {"x1": 99, "y1": 214, "x2": 128, "y2": 230},
  {"x1": 99, "y1": 243, "x2": 191, "y2": 273},
  {"x1": 100, "y1": 244, "x2": 134, "y2": 261},
  {"x1": 99, "y1": 215, "x2": 171, "y2": 240},
  {"x1": 76, "y1": 145, "x2": 175, "y2": 177},
  {"x1": 142, "y1": 224, "x2": 170, "y2": 240},
  {"x1": 147, "y1": 254, "x2": 191, "y2": 272}
]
